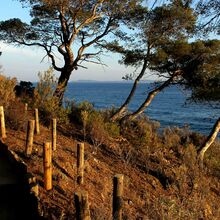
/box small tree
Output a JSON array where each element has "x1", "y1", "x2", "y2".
[{"x1": 34, "y1": 67, "x2": 60, "y2": 121}]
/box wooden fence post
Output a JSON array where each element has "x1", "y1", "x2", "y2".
[
  {"x1": 51, "y1": 118, "x2": 57, "y2": 151},
  {"x1": 25, "y1": 119, "x2": 35, "y2": 157},
  {"x1": 43, "y1": 142, "x2": 52, "y2": 191},
  {"x1": 113, "y1": 174, "x2": 124, "y2": 220},
  {"x1": 35, "y1": 108, "x2": 40, "y2": 135},
  {"x1": 0, "y1": 106, "x2": 6, "y2": 140},
  {"x1": 27, "y1": 173, "x2": 39, "y2": 197},
  {"x1": 25, "y1": 103, "x2": 28, "y2": 112},
  {"x1": 77, "y1": 143, "x2": 84, "y2": 185},
  {"x1": 74, "y1": 191, "x2": 91, "y2": 220}
]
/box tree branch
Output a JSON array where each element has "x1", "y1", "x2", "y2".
[{"x1": 122, "y1": 70, "x2": 183, "y2": 121}]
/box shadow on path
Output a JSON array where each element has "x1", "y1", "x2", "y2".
[{"x1": 0, "y1": 142, "x2": 44, "y2": 220}]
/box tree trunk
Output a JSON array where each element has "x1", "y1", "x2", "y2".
[
  {"x1": 197, "y1": 117, "x2": 220, "y2": 168},
  {"x1": 53, "y1": 68, "x2": 72, "y2": 104},
  {"x1": 121, "y1": 72, "x2": 180, "y2": 122},
  {"x1": 111, "y1": 59, "x2": 148, "y2": 122}
]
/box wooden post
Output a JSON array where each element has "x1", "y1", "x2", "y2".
[
  {"x1": 25, "y1": 120, "x2": 35, "y2": 157},
  {"x1": 74, "y1": 191, "x2": 91, "y2": 220},
  {"x1": 77, "y1": 143, "x2": 84, "y2": 185},
  {"x1": 25, "y1": 103, "x2": 28, "y2": 112},
  {"x1": 0, "y1": 106, "x2": 6, "y2": 139},
  {"x1": 27, "y1": 173, "x2": 39, "y2": 197},
  {"x1": 43, "y1": 142, "x2": 52, "y2": 191},
  {"x1": 113, "y1": 174, "x2": 124, "y2": 220},
  {"x1": 35, "y1": 108, "x2": 40, "y2": 135},
  {"x1": 51, "y1": 118, "x2": 57, "y2": 151}
]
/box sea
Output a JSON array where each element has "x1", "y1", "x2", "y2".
[{"x1": 65, "y1": 82, "x2": 219, "y2": 136}]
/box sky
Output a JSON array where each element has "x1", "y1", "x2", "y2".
[
  {"x1": 0, "y1": 0, "x2": 139, "y2": 82},
  {"x1": 0, "y1": 1, "x2": 219, "y2": 82}
]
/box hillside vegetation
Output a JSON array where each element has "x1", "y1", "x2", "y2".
[{"x1": 1, "y1": 73, "x2": 220, "y2": 219}]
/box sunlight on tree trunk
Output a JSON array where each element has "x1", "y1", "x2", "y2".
[
  {"x1": 121, "y1": 71, "x2": 181, "y2": 122},
  {"x1": 111, "y1": 59, "x2": 148, "y2": 122},
  {"x1": 53, "y1": 69, "x2": 72, "y2": 105},
  {"x1": 198, "y1": 117, "x2": 220, "y2": 168}
]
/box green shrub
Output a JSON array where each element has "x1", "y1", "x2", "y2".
[
  {"x1": 69, "y1": 100, "x2": 94, "y2": 125},
  {"x1": 69, "y1": 101, "x2": 120, "y2": 146},
  {"x1": 104, "y1": 122, "x2": 120, "y2": 138},
  {"x1": 87, "y1": 111, "x2": 109, "y2": 148},
  {"x1": 34, "y1": 67, "x2": 69, "y2": 125},
  {"x1": 121, "y1": 116, "x2": 160, "y2": 149}
]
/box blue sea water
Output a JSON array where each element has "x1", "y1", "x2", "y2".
[{"x1": 65, "y1": 82, "x2": 219, "y2": 135}]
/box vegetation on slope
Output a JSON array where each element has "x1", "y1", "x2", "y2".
[{"x1": 0, "y1": 73, "x2": 220, "y2": 219}]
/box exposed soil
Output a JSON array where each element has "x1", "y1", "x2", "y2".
[
  {"x1": 3, "y1": 122, "x2": 220, "y2": 219},
  {"x1": 4, "y1": 125, "x2": 164, "y2": 219}
]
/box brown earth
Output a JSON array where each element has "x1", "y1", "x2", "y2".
[
  {"x1": 3, "y1": 121, "x2": 220, "y2": 220},
  {"x1": 5, "y1": 125, "x2": 163, "y2": 219}
]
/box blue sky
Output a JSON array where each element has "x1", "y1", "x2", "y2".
[
  {"x1": 1, "y1": 1, "x2": 218, "y2": 82},
  {"x1": 0, "y1": 0, "x2": 138, "y2": 82}
]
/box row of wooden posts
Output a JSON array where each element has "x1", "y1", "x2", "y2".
[
  {"x1": 74, "y1": 142, "x2": 124, "y2": 220},
  {"x1": 0, "y1": 104, "x2": 125, "y2": 220}
]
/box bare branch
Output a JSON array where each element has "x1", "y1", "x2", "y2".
[
  {"x1": 75, "y1": 17, "x2": 113, "y2": 63},
  {"x1": 68, "y1": 0, "x2": 105, "y2": 46},
  {"x1": 80, "y1": 59, "x2": 108, "y2": 67},
  {"x1": 77, "y1": 64, "x2": 88, "y2": 69},
  {"x1": 81, "y1": 51, "x2": 103, "y2": 59}
]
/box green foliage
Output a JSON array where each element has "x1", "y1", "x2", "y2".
[
  {"x1": 121, "y1": 116, "x2": 160, "y2": 149},
  {"x1": 148, "y1": 38, "x2": 220, "y2": 105},
  {"x1": 149, "y1": 40, "x2": 192, "y2": 73},
  {"x1": 34, "y1": 67, "x2": 57, "y2": 106},
  {"x1": 105, "y1": 0, "x2": 197, "y2": 68},
  {"x1": 70, "y1": 100, "x2": 94, "y2": 124},
  {"x1": 182, "y1": 40, "x2": 220, "y2": 102},
  {"x1": 15, "y1": 81, "x2": 35, "y2": 103},
  {"x1": 34, "y1": 67, "x2": 69, "y2": 125},
  {"x1": 0, "y1": 18, "x2": 28, "y2": 39},
  {"x1": 70, "y1": 101, "x2": 120, "y2": 145},
  {"x1": 146, "y1": 1, "x2": 196, "y2": 43},
  {"x1": 104, "y1": 122, "x2": 120, "y2": 138}
]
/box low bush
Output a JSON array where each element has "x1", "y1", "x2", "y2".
[
  {"x1": 5, "y1": 99, "x2": 28, "y2": 130},
  {"x1": 34, "y1": 67, "x2": 69, "y2": 126},
  {"x1": 0, "y1": 74, "x2": 17, "y2": 108},
  {"x1": 69, "y1": 101, "x2": 120, "y2": 148},
  {"x1": 121, "y1": 116, "x2": 161, "y2": 150},
  {"x1": 0, "y1": 74, "x2": 27, "y2": 130},
  {"x1": 15, "y1": 81, "x2": 35, "y2": 101}
]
